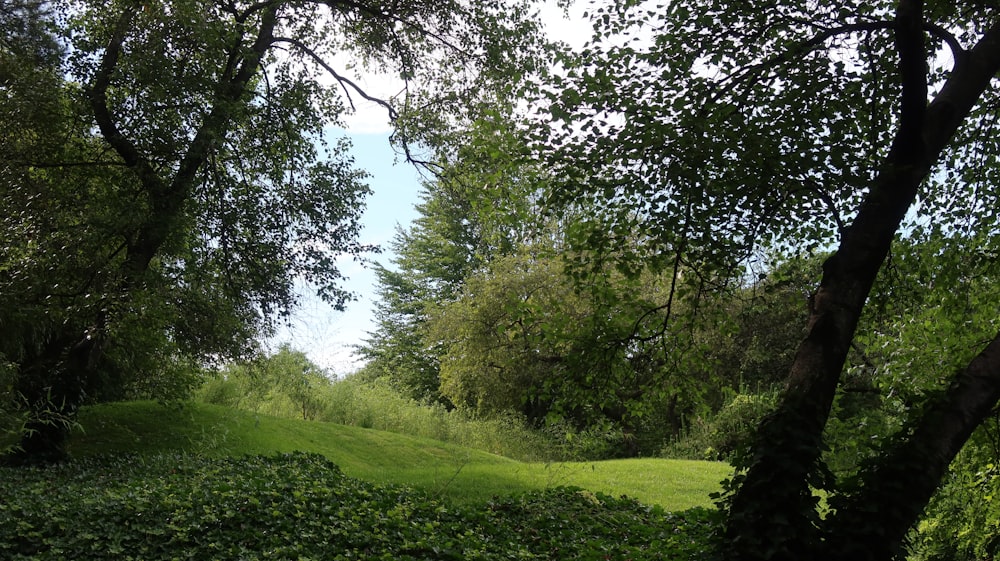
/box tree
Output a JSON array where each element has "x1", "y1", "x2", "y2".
[
  {"x1": 1, "y1": 0, "x2": 103, "y2": 456},
  {"x1": 3, "y1": 0, "x2": 546, "y2": 462},
  {"x1": 533, "y1": 1, "x2": 1000, "y2": 559},
  {"x1": 358, "y1": 184, "x2": 488, "y2": 403},
  {"x1": 359, "y1": 108, "x2": 548, "y2": 402},
  {"x1": 425, "y1": 242, "x2": 722, "y2": 456}
]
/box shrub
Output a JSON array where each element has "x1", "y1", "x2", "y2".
[{"x1": 662, "y1": 390, "x2": 779, "y2": 461}]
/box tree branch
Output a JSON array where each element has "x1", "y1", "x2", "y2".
[
  {"x1": 24, "y1": 160, "x2": 126, "y2": 169},
  {"x1": 270, "y1": 36, "x2": 446, "y2": 177},
  {"x1": 271, "y1": 36, "x2": 399, "y2": 121},
  {"x1": 171, "y1": 5, "x2": 277, "y2": 195},
  {"x1": 322, "y1": 0, "x2": 464, "y2": 54},
  {"x1": 827, "y1": 330, "x2": 1000, "y2": 559},
  {"x1": 926, "y1": 21, "x2": 967, "y2": 60},
  {"x1": 87, "y1": 5, "x2": 155, "y2": 176},
  {"x1": 893, "y1": 0, "x2": 928, "y2": 157},
  {"x1": 270, "y1": 34, "x2": 444, "y2": 172},
  {"x1": 710, "y1": 18, "x2": 964, "y2": 108},
  {"x1": 923, "y1": 17, "x2": 1000, "y2": 156}
]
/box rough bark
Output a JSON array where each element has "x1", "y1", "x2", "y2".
[{"x1": 724, "y1": 3, "x2": 1000, "y2": 560}]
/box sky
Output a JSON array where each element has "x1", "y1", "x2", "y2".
[
  {"x1": 269, "y1": 3, "x2": 592, "y2": 376},
  {"x1": 268, "y1": 131, "x2": 424, "y2": 376}
]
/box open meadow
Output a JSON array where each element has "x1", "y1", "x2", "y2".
[{"x1": 69, "y1": 401, "x2": 731, "y2": 510}]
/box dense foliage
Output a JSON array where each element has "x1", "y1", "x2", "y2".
[
  {"x1": 0, "y1": 452, "x2": 720, "y2": 560},
  {"x1": 426, "y1": 246, "x2": 709, "y2": 456},
  {"x1": 365, "y1": 189, "x2": 819, "y2": 456},
  {"x1": 358, "y1": 109, "x2": 545, "y2": 404},
  {"x1": 525, "y1": 1, "x2": 1000, "y2": 559},
  {"x1": 1, "y1": 0, "x2": 548, "y2": 461},
  {"x1": 11, "y1": 0, "x2": 1000, "y2": 558}
]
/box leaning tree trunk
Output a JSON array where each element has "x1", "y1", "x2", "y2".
[
  {"x1": 823, "y1": 331, "x2": 1000, "y2": 561},
  {"x1": 723, "y1": 4, "x2": 1000, "y2": 561}
]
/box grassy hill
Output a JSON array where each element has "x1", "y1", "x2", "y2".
[{"x1": 69, "y1": 401, "x2": 731, "y2": 510}]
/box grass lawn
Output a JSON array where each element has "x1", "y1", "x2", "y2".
[{"x1": 69, "y1": 401, "x2": 731, "y2": 509}]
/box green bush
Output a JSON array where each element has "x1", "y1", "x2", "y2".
[
  {"x1": 907, "y1": 430, "x2": 1000, "y2": 561},
  {"x1": 662, "y1": 390, "x2": 779, "y2": 461},
  {"x1": 0, "y1": 452, "x2": 721, "y2": 560}
]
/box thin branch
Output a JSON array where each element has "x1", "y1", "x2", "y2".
[
  {"x1": 926, "y1": 21, "x2": 966, "y2": 60},
  {"x1": 232, "y1": 0, "x2": 282, "y2": 23},
  {"x1": 322, "y1": 0, "x2": 463, "y2": 54},
  {"x1": 271, "y1": 36, "x2": 399, "y2": 121},
  {"x1": 709, "y1": 18, "x2": 964, "y2": 108},
  {"x1": 708, "y1": 21, "x2": 892, "y2": 107},
  {"x1": 803, "y1": 179, "x2": 848, "y2": 235},
  {"x1": 269, "y1": 36, "x2": 445, "y2": 174},
  {"x1": 619, "y1": 200, "x2": 694, "y2": 347},
  {"x1": 23, "y1": 160, "x2": 126, "y2": 169},
  {"x1": 47, "y1": 239, "x2": 129, "y2": 301}
]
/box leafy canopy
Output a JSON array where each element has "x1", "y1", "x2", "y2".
[
  {"x1": 1, "y1": 0, "x2": 552, "y2": 460},
  {"x1": 533, "y1": 0, "x2": 1000, "y2": 274}
]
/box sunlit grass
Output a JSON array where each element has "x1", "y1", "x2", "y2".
[{"x1": 70, "y1": 401, "x2": 731, "y2": 509}]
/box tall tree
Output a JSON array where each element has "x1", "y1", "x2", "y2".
[
  {"x1": 2, "y1": 0, "x2": 546, "y2": 462},
  {"x1": 359, "y1": 184, "x2": 487, "y2": 402},
  {"x1": 534, "y1": 1, "x2": 1000, "y2": 559},
  {"x1": 359, "y1": 108, "x2": 546, "y2": 402}
]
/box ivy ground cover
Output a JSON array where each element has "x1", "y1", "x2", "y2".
[{"x1": 0, "y1": 452, "x2": 719, "y2": 560}]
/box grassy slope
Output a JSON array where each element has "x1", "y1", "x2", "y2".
[{"x1": 69, "y1": 401, "x2": 730, "y2": 510}]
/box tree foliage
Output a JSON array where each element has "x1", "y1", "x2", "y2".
[
  {"x1": 358, "y1": 184, "x2": 489, "y2": 403},
  {"x1": 1, "y1": 0, "x2": 547, "y2": 462},
  {"x1": 530, "y1": 1, "x2": 1000, "y2": 559},
  {"x1": 201, "y1": 344, "x2": 330, "y2": 421},
  {"x1": 359, "y1": 106, "x2": 548, "y2": 403},
  {"x1": 853, "y1": 233, "x2": 1000, "y2": 559},
  {"x1": 426, "y1": 238, "x2": 805, "y2": 457}
]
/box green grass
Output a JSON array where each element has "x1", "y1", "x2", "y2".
[{"x1": 69, "y1": 401, "x2": 731, "y2": 509}]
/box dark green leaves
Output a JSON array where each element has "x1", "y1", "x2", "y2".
[
  {"x1": 530, "y1": 0, "x2": 970, "y2": 276},
  {"x1": 0, "y1": 452, "x2": 721, "y2": 560}
]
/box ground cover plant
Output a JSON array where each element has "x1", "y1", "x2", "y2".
[{"x1": 0, "y1": 451, "x2": 720, "y2": 561}]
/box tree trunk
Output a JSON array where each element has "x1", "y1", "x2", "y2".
[
  {"x1": 723, "y1": 6, "x2": 1000, "y2": 560},
  {"x1": 823, "y1": 331, "x2": 1000, "y2": 561}
]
